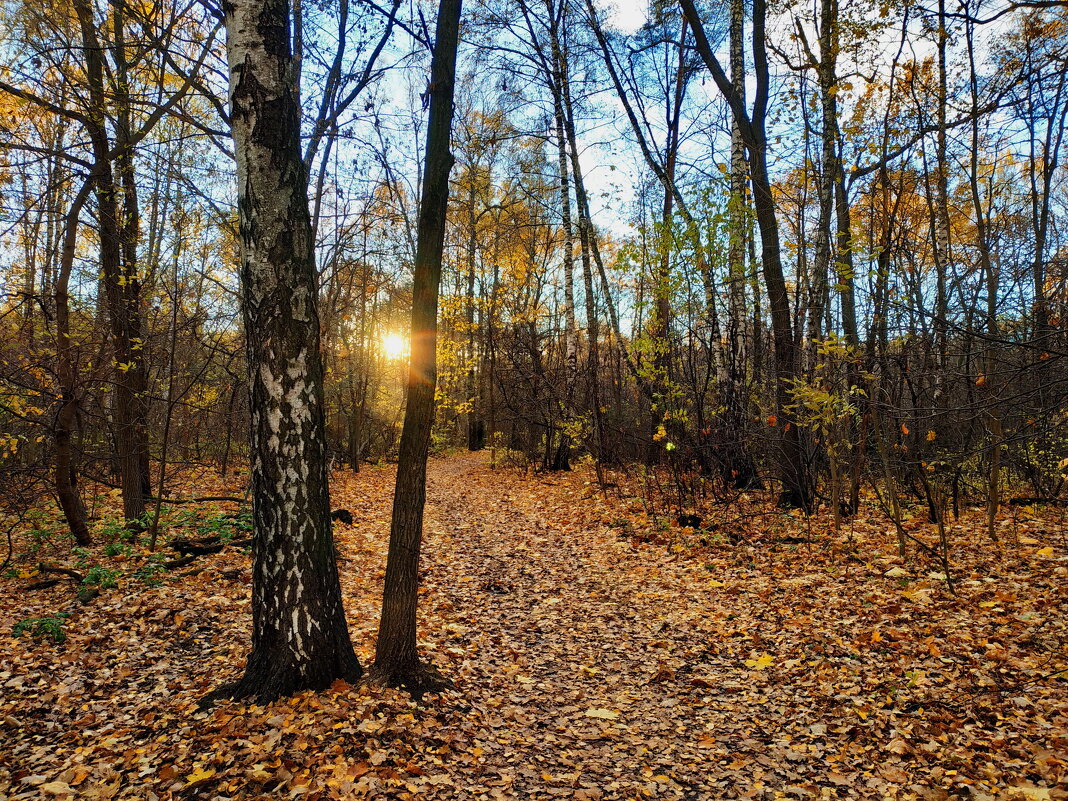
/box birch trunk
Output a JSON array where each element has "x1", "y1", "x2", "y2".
[{"x1": 214, "y1": 0, "x2": 361, "y2": 703}]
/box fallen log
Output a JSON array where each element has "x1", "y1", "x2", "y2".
[
  {"x1": 163, "y1": 555, "x2": 199, "y2": 570},
  {"x1": 170, "y1": 536, "x2": 225, "y2": 557},
  {"x1": 37, "y1": 564, "x2": 85, "y2": 583},
  {"x1": 23, "y1": 579, "x2": 60, "y2": 591}
]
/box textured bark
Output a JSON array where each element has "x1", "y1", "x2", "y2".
[
  {"x1": 721, "y1": 0, "x2": 762, "y2": 491},
  {"x1": 54, "y1": 179, "x2": 94, "y2": 546},
  {"x1": 71, "y1": 0, "x2": 148, "y2": 526},
  {"x1": 213, "y1": 0, "x2": 361, "y2": 703},
  {"x1": 371, "y1": 0, "x2": 462, "y2": 693},
  {"x1": 546, "y1": 0, "x2": 577, "y2": 471}
]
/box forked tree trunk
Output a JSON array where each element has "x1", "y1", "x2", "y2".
[
  {"x1": 71, "y1": 0, "x2": 147, "y2": 527},
  {"x1": 212, "y1": 0, "x2": 361, "y2": 703},
  {"x1": 371, "y1": 0, "x2": 462, "y2": 693}
]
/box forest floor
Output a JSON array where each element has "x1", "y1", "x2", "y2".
[{"x1": 0, "y1": 452, "x2": 1066, "y2": 800}]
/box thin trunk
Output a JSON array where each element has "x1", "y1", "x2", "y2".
[
  {"x1": 680, "y1": 0, "x2": 810, "y2": 509},
  {"x1": 372, "y1": 0, "x2": 462, "y2": 693},
  {"x1": 54, "y1": 179, "x2": 94, "y2": 546}
]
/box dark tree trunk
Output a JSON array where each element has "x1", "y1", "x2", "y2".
[
  {"x1": 681, "y1": 0, "x2": 811, "y2": 510},
  {"x1": 54, "y1": 178, "x2": 94, "y2": 546},
  {"x1": 371, "y1": 0, "x2": 462, "y2": 694},
  {"x1": 71, "y1": 0, "x2": 147, "y2": 527},
  {"x1": 211, "y1": 0, "x2": 361, "y2": 704}
]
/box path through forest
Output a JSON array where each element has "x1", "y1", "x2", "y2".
[
  {"x1": 1, "y1": 452, "x2": 1065, "y2": 799},
  {"x1": 412, "y1": 453, "x2": 777, "y2": 798}
]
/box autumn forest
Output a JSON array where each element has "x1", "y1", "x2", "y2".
[{"x1": 0, "y1": 0, "x2": 1066, "y2": 797}]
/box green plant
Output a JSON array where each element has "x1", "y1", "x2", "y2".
[
  {"x1": 71, "y1": 546, "x2": 90, "y2": 569},
  {"x1": 13, "y1": 613, "x2": 70, "y2": 644},
  {"x1": 103, "y1": 542, "x2": 132, "y2": 558},
  {"x1": 25, "y1": 511, "x2": 62, "y2": 552},
  {"x1": 133, "y1": 553, "x2": 168, "y2": 586},
  {"x1": 99, "y1": 516, "x2": 130, "y2": 541},
  {"x1": 82, "y1": 565, "x2": 119, "y2": 589}
]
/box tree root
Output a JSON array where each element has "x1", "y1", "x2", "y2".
[
  {"x1": 201, "y1": 650, "x2": 363, "y2": 708},
  {"x1": 366, "y1": 660, "x2": 452, "y2": 700}
]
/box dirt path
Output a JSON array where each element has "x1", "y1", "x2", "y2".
[{"x1": 402, "y1": 454, "x2": 857, "y2": 799}]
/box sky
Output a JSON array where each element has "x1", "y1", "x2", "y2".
[{"x1": 603, "y1": 0, "x2": 648, "y2": 35}]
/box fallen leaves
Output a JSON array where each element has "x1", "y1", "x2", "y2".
[
  {"x1": 583, "y1": 708, "x2": 619, "y2": 720},
  {"x1": 743, "y1": 652, "x2": 774, "y2": 670},
  {"x1": 0, "y1": 453, "x2": 1066, "y2": 799}
]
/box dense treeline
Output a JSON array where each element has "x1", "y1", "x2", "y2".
[{"x1": 1, "y1": 0, "x2": 1066, "y2": 555}]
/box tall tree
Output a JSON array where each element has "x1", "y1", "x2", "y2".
[
  {"x1": 212, "y1": 0, "x2": 361, "y2": 702},
  {"x1": 372, "y1": 0, "x2": 463, "y2": 692},
  {"x1": 679, "y1": 0, "x2": 812, "y2": 508}
]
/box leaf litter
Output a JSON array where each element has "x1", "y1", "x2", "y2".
[{"x1": 0, "y1": 452, "x2": 1066, "y2": 799}]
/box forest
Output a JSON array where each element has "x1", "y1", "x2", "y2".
[{"x1": 0, "y1": 0, "x2": 1067, "y2": 797}]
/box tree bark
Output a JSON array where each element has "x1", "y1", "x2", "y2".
[
  {"x1": 71, "y1": 0, "x2": 148, "y2": 526},
  {"x1": 54, "y1": 178, "x2": 94, "y2": 546},
  {"x1": 680, "y1": 0, "x2": 811, "y2": 509},
  {"x1": 371, "y1": 0, "x2": 462, "y2": 694},
  {"x1": 212, "y1": 0, "x2": 361, "y2": 703}
]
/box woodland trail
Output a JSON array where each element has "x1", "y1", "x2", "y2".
[
  {"x1": 1, "y1": 453, "x2": 1064, "y2": 800},
  {"x1": 409, "y1": 453, "x2": 761, "y2": 799},
  {"x1": 350, "y1": 453, "x2": 1066, "y2": 799}
]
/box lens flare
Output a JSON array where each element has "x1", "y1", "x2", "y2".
[{"x1": 381, "y1": 332, "x2": 408, "y2": 360}]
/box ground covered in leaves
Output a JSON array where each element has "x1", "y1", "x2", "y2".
[{"x1": 1, "y1": 452, "x2": 1066, "y2": 800}]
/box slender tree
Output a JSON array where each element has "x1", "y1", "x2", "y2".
[
  {"x1": 680, "y1": 0, "x2": 812, "y2": 508},
  {"x1": 372, "y1": 0, "x2": 463, "y2": 693}
]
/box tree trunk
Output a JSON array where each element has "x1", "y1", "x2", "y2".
[
  {"x1": 71, "y1": 0, "x2": 147, "y2": 527},
  {"x1": 371, "y1": 0, "x2": 462, "y2": 694},
  {"x1": 211, "y1": 0, "x2": 361, "y2": 703},
  {"x1": 54, "y1": 178, "x2": 94, "y2": 546},
  {"x1": 681, "y1": 0, "x2": 811, "y2": 509}
]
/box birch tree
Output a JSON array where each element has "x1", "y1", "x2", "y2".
[{"x1": 213, "y1": 0, "x2": 361, "y2": 702}]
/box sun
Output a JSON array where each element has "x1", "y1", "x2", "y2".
[{"x1": 381, "y1": 331, "x2": 409, "y2": 360}]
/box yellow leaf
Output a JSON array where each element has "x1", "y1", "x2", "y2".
[
  {"x1": 744, "y1": 653, "x2": 774, "y2": 670},
  {"x1": 585, "y1": 708, "x2": 619, "y2": 720},
  {"x1": 1036, "y1": 547, "x2": 1054, "y2": 557},
  {"x1": 185, "y1": 768, "x2": 215, "y2": 785}
]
